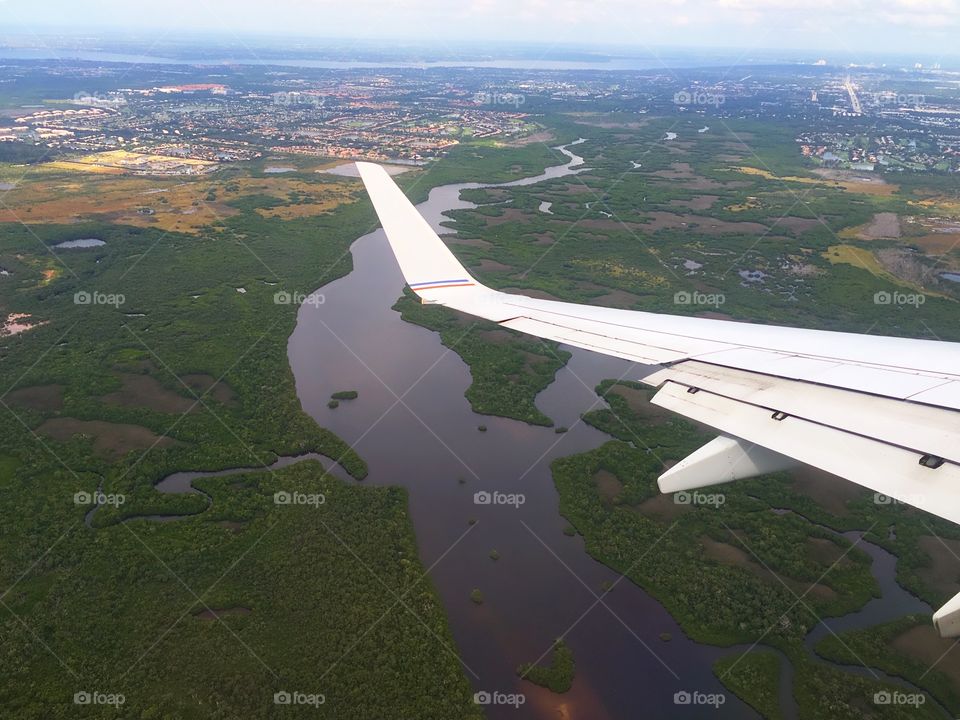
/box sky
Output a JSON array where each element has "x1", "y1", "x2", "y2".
[{"x1": 3, "y1": 0, "x2": 959, "y2": 58}]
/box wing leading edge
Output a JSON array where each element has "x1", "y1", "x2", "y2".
[{"x1": 356, "y1": 161, "x2": 960, "y2": 636}]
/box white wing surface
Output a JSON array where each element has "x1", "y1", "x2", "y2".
[{"x1": 356, "y1": 161, "x2": 960, "y2": 636}]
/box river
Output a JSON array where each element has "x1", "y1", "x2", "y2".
[{"x1": 285, "y1": 141, "x2": 766, "y2": 718}]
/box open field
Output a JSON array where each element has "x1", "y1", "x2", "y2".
[
  {"x1": 46, "y1": 149, "x2": 217, "y2": 175},
  {"x1": 733, "y1": 165, "x2": 898, "y2": 196},
  {"x1": 0, "y1": 170, "x2": 359, "y2": 234}
]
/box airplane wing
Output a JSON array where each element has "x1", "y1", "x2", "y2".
[{"x1": 356, "y1": 161, "x2": 960, "y2": 636}]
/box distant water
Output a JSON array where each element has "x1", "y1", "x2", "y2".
[
  {"x1": 941, "y1": 272, "x2": 960, "y2": 283},
  {"x1": 264, "y1": 166, "x2": 296, "y2": 174},
  {"x1": 0, "y1": 46, "x2": 876, "y2": 72},
  {"x1": 0, "y1": 47, "x2": 700, "y2": 70},
  {"x1": 52, "y1": 238, "x2": 105, "y2": 249}
]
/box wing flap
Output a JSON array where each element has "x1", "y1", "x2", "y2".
[
  {"x1": 651, "y1": 381, "x2": 960, "y2": 525},
  {"x1": 646, "y1": 361, "x2": 960, "y2": 465}
]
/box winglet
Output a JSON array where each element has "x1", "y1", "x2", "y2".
[{"x1": 356, "y1": 162, "x2": 484, "y2": 302}]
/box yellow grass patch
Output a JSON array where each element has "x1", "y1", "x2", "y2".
[
  {"x1": 912, "y1": 197, "x2": 960, "y2": 215},
  {"x1": 41, "y1": 268, "x2": 60, "y2": 285},
  {"x1": 726, "y1": 196, "x2": 761, "y2": 212},
  {"x1": 254, "y1": 190, "x2": 356, "y2": 220},
  {"x1": 822, "y1": 245, "x2": 904, "y2": 284},
  {"x1": 0, "y1": 174, "x2": 357, "y2": 235},
  {"x1": 571, "y1": 259, "x2": 668, "y2": 288},
  {"x1": 733, "y1": 166, "x2": 896, "y2": 196},
  {"x1": 46, "y1": 161, "x2": 124, "y2": 175}
]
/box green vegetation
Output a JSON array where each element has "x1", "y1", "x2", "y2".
[
  {"x1": 553, "y1": 442, "x2": 862, "y2": 646},
  {"x1": 400, "y1": 140, "x2": 567, "y2": 204},
  {"x1": 470, "y1": 588, "x2": 484, "y2": 604},
  {"x1": 0, "y1": 203, "x2": 370, "y2": 504},
  {"x1": 328, "y1": 399, "x2": 340, "y2": 409},
  {"x1": 714, "y1": 651, "x2": 783, "y2": 720},
  {"x1": 815, "y1": 615, "x2": 960, "y2": 714},
  {"x1": 331, "y1": 390, "x2": 358, "y2": 400},
  {"x1": 394, "y1": 291, "x2": 568, "y2": 426},
  {"x1": 0, "y1": 142, "x2": 59, "y2": 164},
  {"x1": 0, "y1": 461, "x2": 482, "y2": 719},
  {"x1": 517, "y1": 639, "x2": 575, "y2": 693},
  {"x1": 791, "y1": 657, "x2": 940, "y2": 720}
]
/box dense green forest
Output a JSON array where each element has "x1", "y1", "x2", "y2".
[{"x1": 0, "y1": 136, "x2": 562, "y2": 717}]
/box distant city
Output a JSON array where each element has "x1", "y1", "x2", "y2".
[{"x1": 2, "y1": 50, "x2": 960, "y2": 175}]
